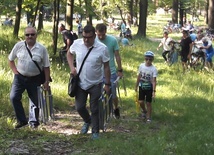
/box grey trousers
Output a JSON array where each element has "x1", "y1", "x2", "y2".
[{"x1": 75, "y1": 83, "x2": 102, "y2": 133}]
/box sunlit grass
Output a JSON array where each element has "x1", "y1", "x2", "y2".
[{"x1": 0, "y1": 14, "x2": 214, "y2": 154}]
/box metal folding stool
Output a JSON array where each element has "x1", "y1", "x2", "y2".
[
  {"x1": 99, "y1": 90, "x2": 113, "y2": 132},
  {"x1": 37, "y1": 86, "x2": 54, "y2": 124}
]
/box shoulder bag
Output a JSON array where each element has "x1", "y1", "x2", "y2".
[{"x1": 68, "y1": 46, "x2": 94, "y2": 97}]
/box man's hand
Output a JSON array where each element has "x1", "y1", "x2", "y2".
[
  {"x1": 104, "y1": 85, "x2": 111, "y2": 95},
  {"x1": 43, "y1": 82, "x2": 50, "y2": 91}
]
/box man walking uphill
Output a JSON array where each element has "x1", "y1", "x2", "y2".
[
  {"x1": 8, "y1": 26, "x2": 51, "y2": 129},
  {"x1": 96, "y1": 23, "x2": 123, "y2": 119},
  {"x1": 67, "y1": 25, "x2": 111, "y2": 139}
]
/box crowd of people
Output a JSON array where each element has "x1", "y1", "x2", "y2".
[
  {"x1": 8, "y1": 17, "x2": 213, "y2": 141},
  {"x1": 158, "y1": 23, "x2": 214, "y2": 72}
]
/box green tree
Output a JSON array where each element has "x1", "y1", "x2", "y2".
[
  {"x1": 13, "y1": 0, "x2": 22, "y2": 38},
  {"x1": 137, "y1": 0, "x2": 148, "y2": 37},
  {"x1": 208, "y1": 0, "x2": 214, "y2": 28}
]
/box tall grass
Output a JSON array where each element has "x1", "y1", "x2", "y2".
[{"x1": 0, "y1": 14, "x2": 214, "y2": 154}]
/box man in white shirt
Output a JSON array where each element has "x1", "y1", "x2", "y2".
[
  {"x1": 67, "y1": 25, "x2": 111, "y2": 139},
  {"x1": 8, "y1": 26, "x2": 51, "y2": 129}
]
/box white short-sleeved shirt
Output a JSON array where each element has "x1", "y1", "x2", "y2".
[
  {"x1": 8, "y1": 41, "x2": 50, "y2": 76},
  {"x1": 69, "y1": 39, "x2": 110, "y2": 90},
  {"x1": 161, "y1": 37, "x2": 172, "y2": 51},
  {"x1": 138, "y1": 63, "x2": 158, "y2": 85}
]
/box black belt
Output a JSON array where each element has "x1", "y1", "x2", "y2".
[{"x1": 18, "y1": 72, "x2": 40, "y2": 78}]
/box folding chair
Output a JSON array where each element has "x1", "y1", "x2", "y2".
[
  {"x1": 99, "y1": 89, "x2": 113, "y2": 132},
  {"x1": 37, "y1": 86, "x2": 54, "y2": 124}
]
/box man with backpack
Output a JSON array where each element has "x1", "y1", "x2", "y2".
[{"x1": 59, "y1": 24, "x2": 78, "y2": 63}]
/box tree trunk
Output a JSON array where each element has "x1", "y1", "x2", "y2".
[
  {"x1": 204, "y1": 0, "x2": 209, "y2": 24},
  {"x1": 32, "y1": 0, "x2": 41, "y2": 27},
  {"x1": 37, "y1": 3, "x2": 44, "y2": 31},
  {"x1": 52, "y1": 0, "x2": 60, "y2": 55},
  {"x1": 13, "y1": 0, "x2": 22, "y2": 38},
  {"x1": 66, "y1": 0, "x2": 74, "y2": 31},
  {"x1": 84, "y1": 0, "x2": 93, "y2": 25},
  {"x1": 179, "y1": 2, "x2": 184, "y2": 26},
  {"x1": 137, "y1": 0, "x2": 148, "y2": 37},
  {"x1": 208, "y1": 0, "x2": 214, "y2": 28},
  {"x1": 172, "y1": 0, "x2": 178, "y2": 24}
]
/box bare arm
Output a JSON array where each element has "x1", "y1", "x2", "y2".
[
  {"x1": 114, "y1": 50, "x2": 123, "y2": 77},
  {"x1": 152, "y1": 77, "x2": 157, "y2": 98},
  {"x1": 135, "y1": 74, "x2": 141, "y2": 92},
  {"x1": 9, "y1": 60, "x2": 18, "y2": 74},
  {"x1": 104, "y1": 61, "x2": 111, "y2": 93},
  {"x1": 67, "y1": 49, "x2": 77, "y2": 75},
  {"x1": 43, "y1": 67, "x2": 51, "y2": 90},
  {"x1": 66, "y1": 39, "x2": 72, "y2": 51},
  {"x1": 157, "y1": 42, "x2": 163, "y2": 50}
]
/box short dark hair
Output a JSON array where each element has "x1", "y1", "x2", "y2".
[
  {"x1": 83, "y1": 25, "x2": 95, "y2": 34},
  {"x1": 95, "y1": 23, "x2": 107, "y2": 32}
]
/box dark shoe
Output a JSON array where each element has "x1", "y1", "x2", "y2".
[
  {"x1": 141, "y1": 111, "x2": 147, "y2": 120},
  {"x1": 14, "y1": 121, "x2": 28, "y2": 129},
  {"x1": 91, "y1": 133, "x2": 99, "y2": 140},
  {"x1": 81, "y1": 122, "x2": 90, "y2": 134},
  {"x1": 114, "y1": 108, "x2": 120, "y2": 119},
  {"x1": 29, "y1": 122, "x2": 40, "y2": 129}
]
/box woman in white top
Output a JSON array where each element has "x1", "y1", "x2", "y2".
[{"x1": 157, "y1": 31, "x2": 172, "y2": 63}]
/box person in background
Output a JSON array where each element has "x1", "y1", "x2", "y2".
[
  {"x1": 59, "y1": 23, "x2": 75, "y2": 51},
  {"x1": 76, "y1": 20, "x2": 83, "y2": 37},
  {"x1": 95, "y1": 23, "x2": 123, "y2": 119},
  {"x1": 120, "y1": 21, "x2": 126, "y2": 37},
  {"x1": 8, "y1": 26, "x2": 51, "y2": 129},
  {"x1": 67, "y1": 25, "x2": 111, "y2": 140},
  {"x1": 125, "y1": 27, "x2": 133, "y2": 40},
  {"x1": 59, "y1": 23, "x2": 77, "y2": 63},
  {"x1": 200, "y1": 37, "x2": 214, "y2": 70},
  {"x1": 157, "y1": 31, "x2": 172, "y2": 63},
  {"x1": 121, "y1": 35, "x2": 132, "y2": 46},
  {"x1": 180, "y1": 30, "x2": 193, "y2": 72},
  {"x1": 3, "y1": 18, "x2": 13, "y2": 26},
  {"x1": 135, "y1": 51, "x2": 157, "y2": 123},
  {"x1": 189, "y1": 29, "x2": 197, "y2": 42}
]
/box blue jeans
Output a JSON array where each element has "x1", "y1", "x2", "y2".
[{"x1": 10, "y1": 74, "x2": 40, "y2": 124}]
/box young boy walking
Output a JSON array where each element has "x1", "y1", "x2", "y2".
[{"x1": 135, "y1": 51, "x2": 158, "y2": 123}]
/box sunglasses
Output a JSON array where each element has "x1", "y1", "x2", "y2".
[
  {"x1": 25, "y1": 33, "x2": 36, "y2": 37},
  {"x1": 82, "y1": 35, "x2": 94, "y2": 39},
  {"x1": 145, "y1": 58, "x2": 153, "y2": 61}
]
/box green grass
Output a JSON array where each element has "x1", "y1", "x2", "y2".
[{"x1": 0, "y1": 14, "x2": 214, "y2": 154}]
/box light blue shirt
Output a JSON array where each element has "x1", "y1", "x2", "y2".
[{"x1": 96, "y1": 35, "x2": 120, "y2": 74}]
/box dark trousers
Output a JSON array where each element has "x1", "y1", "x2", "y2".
[
  {"x1": 10, "y1": 74, "x2": 40, "y2": 124},
  {"x1": 162, "y1": 50, "x2": 170, "y2": 61},
  {"x1": 75, "y1": 83, "x2": 102, "y2": 133}
]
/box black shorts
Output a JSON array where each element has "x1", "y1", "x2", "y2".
[
  {"x1": 138, "y1": 87, "x2": 153, "y2": 103},
  {"x1": 180, "y1": 53, "x2": 188, "y2": 63}
]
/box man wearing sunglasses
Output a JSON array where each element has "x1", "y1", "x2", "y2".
[
  {"x1": 8, "y1": 26, "x2": 51, "y2": 129},
  {"x1": 67, "y1": 25, "x2": 111, "y2": 139},
  {"x1": 135, "y1": 51, "x2": 157, "y2": 123}
]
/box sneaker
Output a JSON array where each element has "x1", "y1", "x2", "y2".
[
  {"x1": 81, "y1": 122, "x2": 90, "y2": 134},
  {"x1": 114, "y1": 108, "x2": 120, "y2": 119},
  {"x1": 141, "y1": 111, "x2": 147, "y2": 119},
  {"x1": 14, "y1": 121, "x2": 28, "y2": 129},
  {"x1": 91, "y1": 133, "x2": 99, "y2": 140},
  {"x1": 146, "y1": 118, "x2": 152, "y2": 123},
  {"x1": 29, "y1": 123, "x2": 39, "y2": 129}
]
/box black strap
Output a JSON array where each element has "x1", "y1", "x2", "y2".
[
  {"x1": 25, "y1": 41, "x2": 42, "y2": 73},
  {"x1": 77, "y1": 46, "x2": 94, "y2": 76}
]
